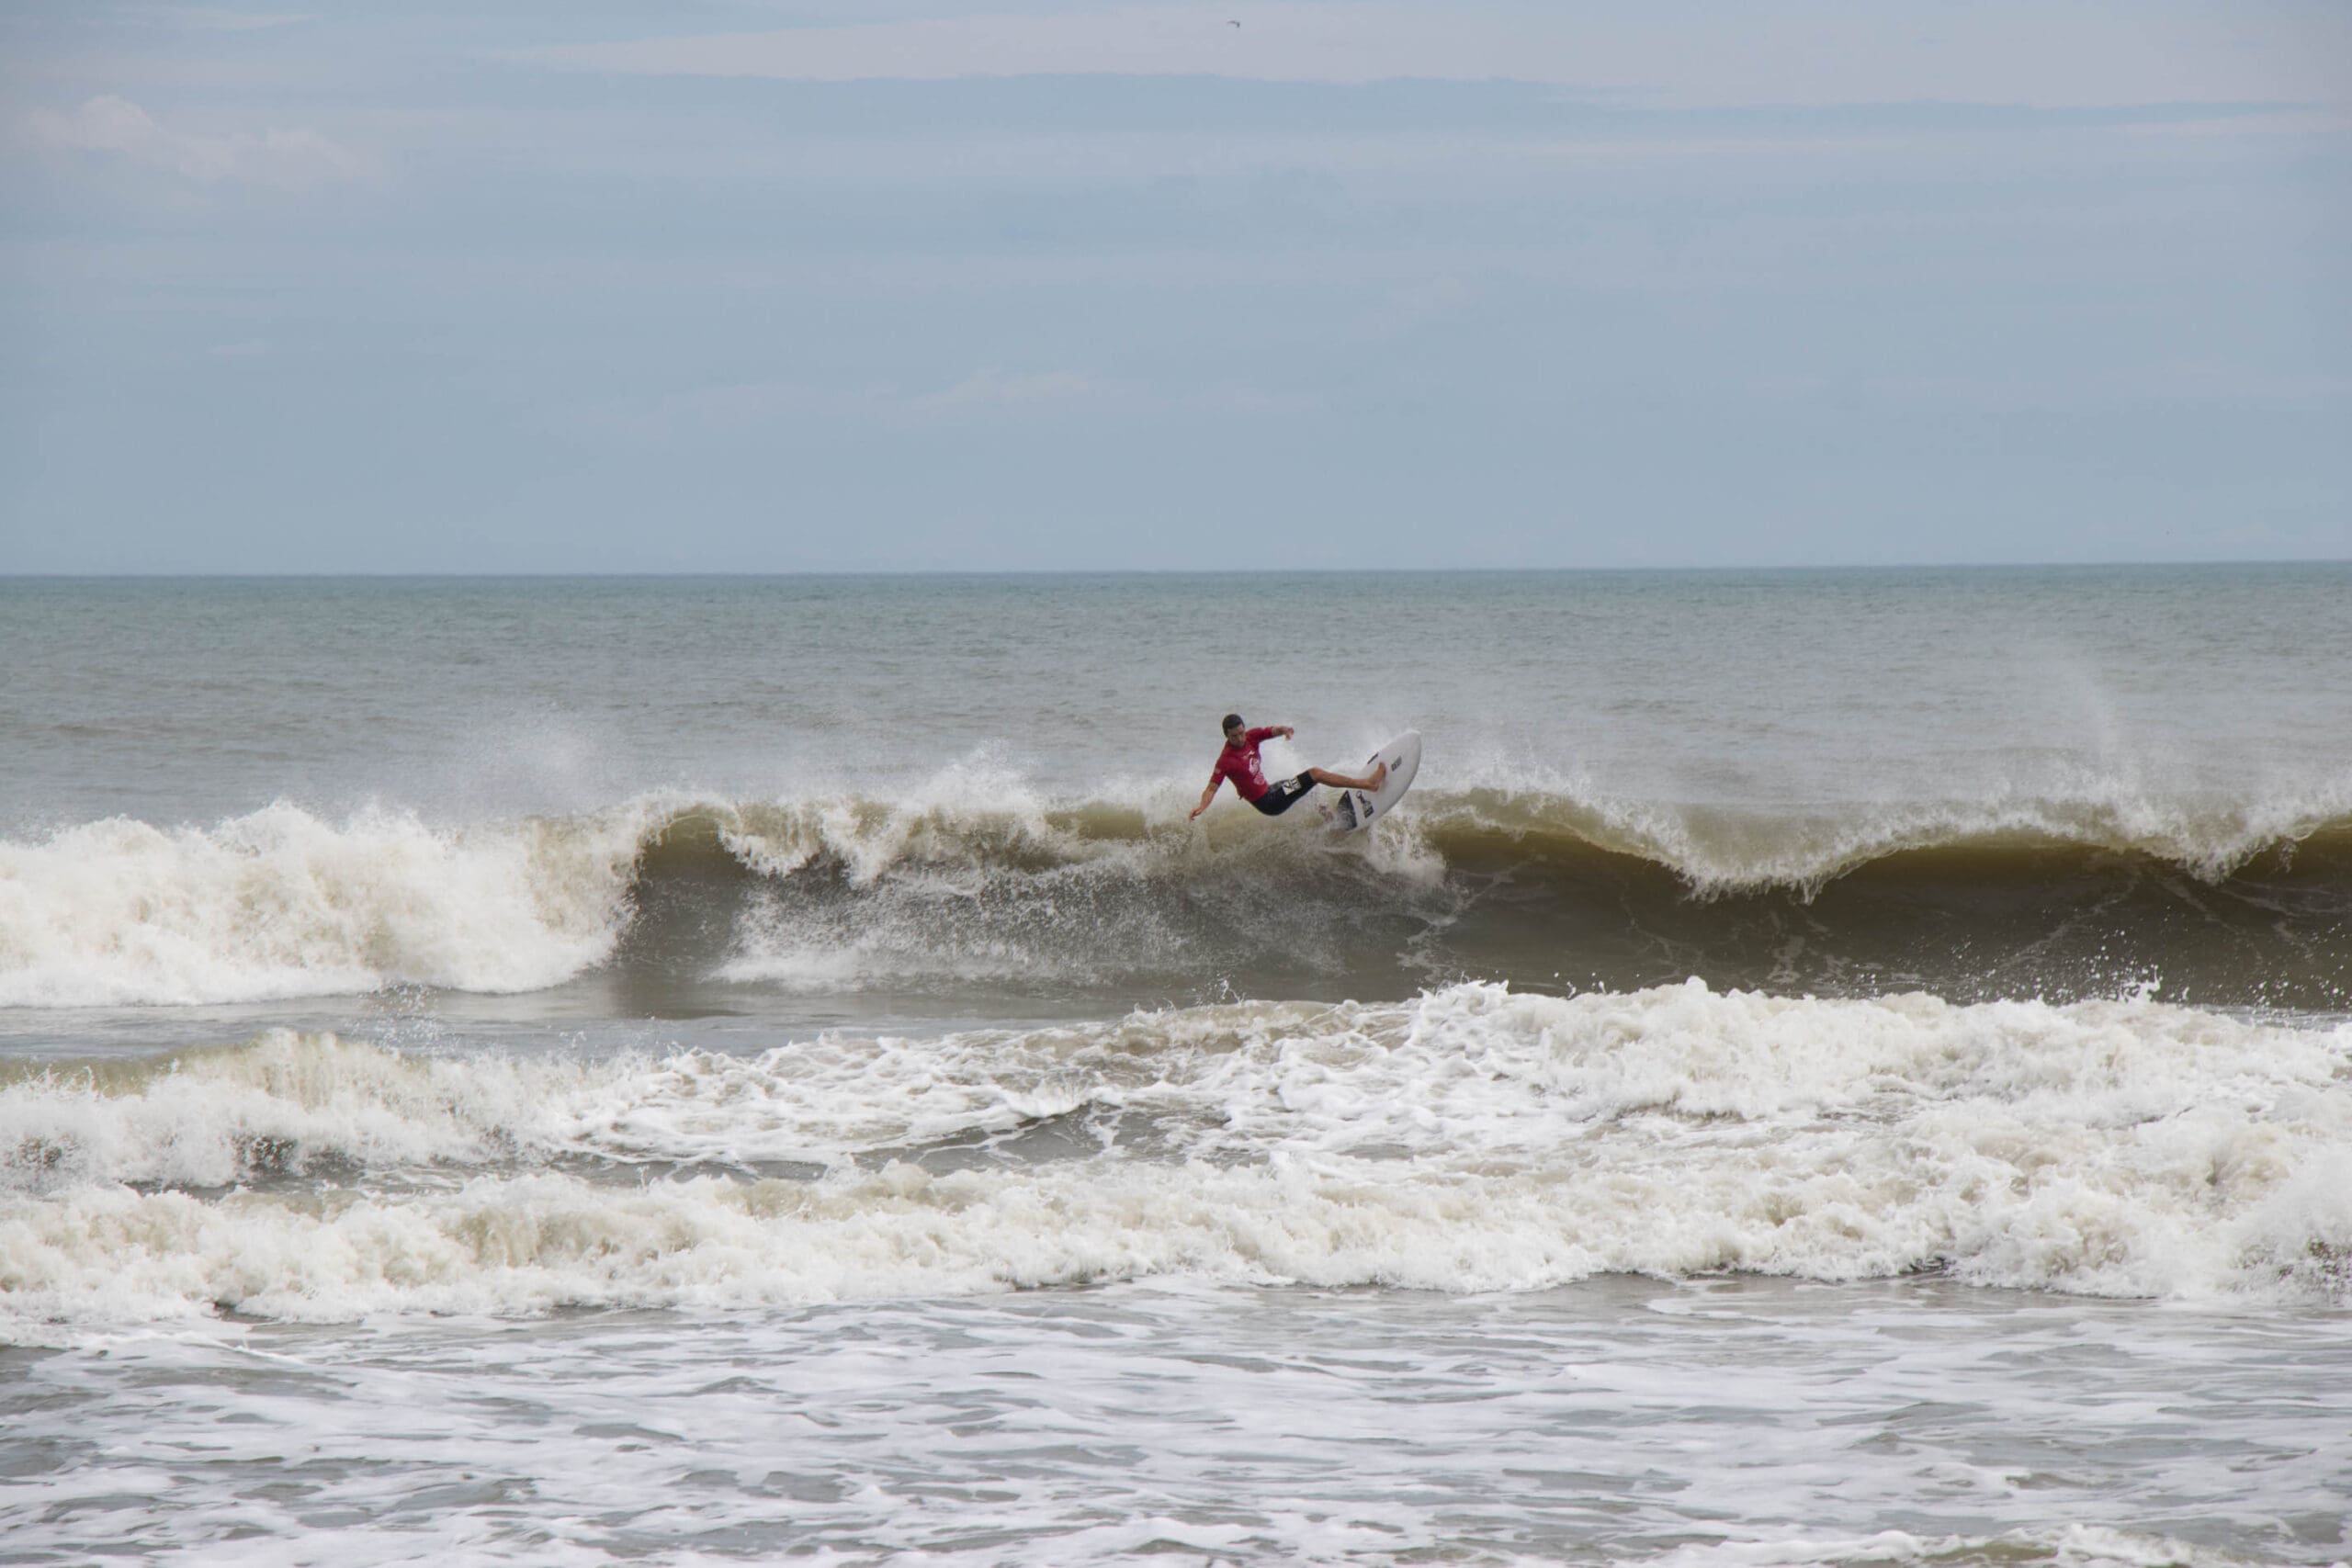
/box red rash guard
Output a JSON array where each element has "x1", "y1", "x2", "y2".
[{"x1": 1212, "y1": 727, "x2": 1279, "y2": 802}]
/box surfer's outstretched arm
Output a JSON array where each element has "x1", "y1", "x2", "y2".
[{"x1": 1188, "y1": 777, "x2": 1222, "y2": 819}]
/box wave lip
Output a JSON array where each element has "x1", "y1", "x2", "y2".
[
  {"x1": 1422, "y1": 782, "x2": 2352, "y2": 892},
  {"x1": 5, "y1": 982, "x2": 2347, "y2": 1325},
  {"x1": 3, "y1": 779, "x2": 2349, "y2": 1010}
]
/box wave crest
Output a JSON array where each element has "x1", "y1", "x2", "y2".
[{"x1": 3, "y1": 780, "x2": 2348, "y2": 1010}]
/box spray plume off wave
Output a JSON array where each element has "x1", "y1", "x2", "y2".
[{"x1": 4, "y1": 778, "x2": 2348, "y2": 1011}]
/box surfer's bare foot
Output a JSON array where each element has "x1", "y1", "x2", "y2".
[{"x1": 1370, "y1": 761, "x2": 1387, "y2": 788}]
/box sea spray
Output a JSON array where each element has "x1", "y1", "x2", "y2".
[{"x1": 6, "y1": 782, "x2": 2348, "y2": 1010}]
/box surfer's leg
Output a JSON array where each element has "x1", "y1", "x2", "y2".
[
  {"x1": 1251, "y1": 773, "x2": 1318, "y2": 816},
  {"x1": 1308, "y1": 761, "x2": 1387, "y2": 792}
]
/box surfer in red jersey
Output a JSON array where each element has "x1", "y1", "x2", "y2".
[{"x1": 1190, "y1": 713, "x2": 1387, "y2": 819}]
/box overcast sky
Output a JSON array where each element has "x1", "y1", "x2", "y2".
[{"x1": 2, "y1": 1, "x2": 2346, "y2": 571}]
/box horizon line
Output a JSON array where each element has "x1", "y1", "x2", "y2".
[{"x1": 3, "y1": 558, "x2": 2347, "y2": 582}]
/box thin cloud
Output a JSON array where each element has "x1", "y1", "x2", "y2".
[
  {"x1": 566, "y1": 373, "x2": 1104, "y2": 442},
  {"x1": 26, "y1": 95, "x2": 358, "y2": 188},
  {"x1": 909, "y1": 368, "x2": 1109, "y2": 411},
  {"x1": 165, "y1": 7, "x2": 313, "y2": 30},
  {"x1": 571, "y1": 369, "x2": 1310, "y2": 444},
  {"x1": 528, "y1": 2, "x2": 2351, "y2": 108}
]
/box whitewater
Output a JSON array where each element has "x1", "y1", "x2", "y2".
[
  {"x1": 6, "y1": 985, "x2": 2350, "y2": 1328},
  {"x1": 4, "y1": 570, "x2": 2349, "y2": 1565},
  {"x1": 6, "y1": 781, "x2": 2349, "y2": 1011}
]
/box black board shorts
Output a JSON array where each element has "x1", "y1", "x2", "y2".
[{"x1": 1250, "y1": 773, "x2": 1319, "y2": 817}]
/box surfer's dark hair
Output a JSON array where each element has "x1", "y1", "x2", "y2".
[{"x1": 1221, "y1": 713, "x2": 1244, "y2": 733}]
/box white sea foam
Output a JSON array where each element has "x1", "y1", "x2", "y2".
[
  {"x1": 0, "y1": 771, "x2": 1248, "y2": 1007},
  {"x1": 717, "y1": 759, "x2": 1057, "y2": 883},
  {"x1": 0, "y1": 802, "x2": 646, "y2": 1007},
  {"x1": 4, "y1": 984, "x2": 2346, "y2": 1326},
  {"x1": 1648, "y1": 1525, "x2": 2252, "y2": 1568},
  {"x1": 13, "y1": 1279, "x2": 2335, "y2": 1566}
]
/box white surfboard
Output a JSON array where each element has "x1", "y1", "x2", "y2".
[{"x1": 1329, "y1": 731, "x2": 1420, "y2": 832}]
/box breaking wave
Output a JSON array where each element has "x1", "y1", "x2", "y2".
[{"x1": 3, "y1": 772, "x2": 2349, "y2": 1010}]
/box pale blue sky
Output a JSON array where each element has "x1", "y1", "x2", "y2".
[{"x1": 2, "y1": 2, "x2": 2346, "y2": 571}]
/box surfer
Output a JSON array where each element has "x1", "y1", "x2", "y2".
[{"x1": 1190, "y1": 713, "x2": 1387, "y2": 819}]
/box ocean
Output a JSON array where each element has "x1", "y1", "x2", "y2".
[{"x1": 2, "y1": 568, "x2": 2348, "y2": 1565}]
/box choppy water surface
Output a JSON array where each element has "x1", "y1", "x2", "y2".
[
  {"x1": 3, "y1": 570, "x2": 2348, "y2": 1563},
  {"x1": 8, "y1": 1280, "x2": 2349, "y2": 1566}
]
